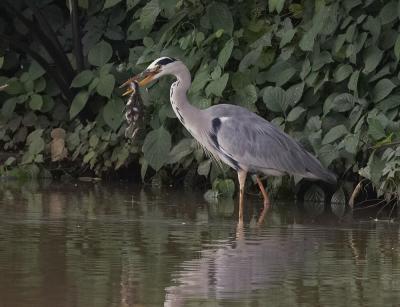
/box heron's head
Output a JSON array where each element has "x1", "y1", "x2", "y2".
[{"x1": 120, "y1": 57, "x2": 184, "y2": 95}]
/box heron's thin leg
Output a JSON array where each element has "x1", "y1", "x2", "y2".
[
  {"x1": 237, "y1": 170, "x2": 247, "y2": 224},
  {"x1": 256, "y1": 203, "x2": 270, "y2": 226},
  {"x1": 255, "y1": 176, "x2": 270, "y2": 226},
  {"x1": 256, "y1": 176, "x2": 270, "y2": 208}
]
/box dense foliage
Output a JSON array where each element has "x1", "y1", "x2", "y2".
[{"x1": 1, "y1": 0, "x2": 400, "y2": 201}]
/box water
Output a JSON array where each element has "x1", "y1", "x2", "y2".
[{"x1": 0, "y1": 181, "x2": 399, "y2": 307}]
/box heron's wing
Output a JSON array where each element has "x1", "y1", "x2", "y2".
[{"x1": 206, "y1": 105, "x2": 335, "y2": 183}]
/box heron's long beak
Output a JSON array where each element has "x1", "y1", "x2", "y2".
[{"x1": 120, "y1": 68, "x2": 160, "y2": 96}]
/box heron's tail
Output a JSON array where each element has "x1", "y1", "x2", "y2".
[{"x1": 302, "y1": 152, "x2": 337, "y2": 185}]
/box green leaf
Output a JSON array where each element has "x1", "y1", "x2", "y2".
[
  {"x1": 214, "y1": 178, "x2": 235, "y2": 198},
  {"x1": 367, "y1": 152, "x2": 385, "y2": 186},
  {"x1": 372, "y1": 78, "x2": 396, "y2": 102},
  {"x1": 363, "y1": 46, "x2": 383, "y2": 74},
  {"x1": 69, "y1": 91, "x2": 89, "y2": 119},
  {"x1": 332, "y1": 93, "x2": 356, "y2": 112},
  {"x1": 89, "y1": 135, "x2": 99, "y2": 148},
  {"x1": 318, "y1": 144, "x2": 339, "y2": 167},
  {"x1": 280, "y1": 29, "x2": 296, "y2": 48},
  {"x1": 28, "y1": 61, "x2": 46, "y2": 80},
  {"x1": 205, "y1": 73, "x2": 229, "y2": 97},
  {"x1": 168, "y1": 138, "x2": 194, "y2": 164},
  {"x1": 322, "y1": 125, "x2": 348, "y2": 145},
  {"x1": 269, "y1": 0, "x2": 285, "y2": 13},
  {"x1": 312, "y1": 51, "x2": 333, "y2": 71},
  {"x1": 78, "y1": 0, "x2": 89, "y2": 8},
  {"x1": 71, "y1": 70, "x2": 94, "y2": 88},
  {"x1": 300, "y1": 58, "x2": 311, "y2": 80},
  {"x1": 211, "y1": 66, "x2": 222, "y2": 80},
  {"x1": 1, "y1": 98, "x2": 17, "y2": 119},
  {"x1": 29, "y1": 94, "x2": 43, "y2": 110},
  {"x1": 88, "y1": 41, "x2": 113, "y2": 66},
  {"x1": 377, "y1": 94, "x2": 400, "y2": 111},
  {"x1": 190, "y1": 66, "x2": 210, "y2": 94},
  {"x1": 127, "y1": 0, "x2": 140, "y2": 10},
  {"x1": 263, "y1": 86, "x2": 288, "y2": 113},
  {"x1": 236, "y1": 84, "x2": 258, "y2": 105},
  {"x1": 34, "y1": 78, "x2": 46, "y2": 93},
  {"x1": 97, "y1": 74, "x2": 115, "y2": 98},
  {"x1": 142, "y1": 126, "x2": 172, "y2": 171},
  {"x1": 368, "y1": 117, "x2": 386, "y2": 141},
  {"x1": 208, "y1": 2, "x2": 234, "y2": 35},
  {"x1": 379, "y1": 1, "x2": 398, "y2": 25},
  {"x1": 127, "y1": 21, "x2": 151, "y2": 40},
  {"x1": 198, "y1": 159, "x2": 212, "y2": 176},
  {"x1": 83, "y1": 151, "x2": 95, "y2": 163},
  {"x1": 348, "y1": 70, "x2": 360, "y2": 93},
  {"x1": 103, "y1": 0, "x2": 122, "y2": 9},
  {"x1": 333, "y1": 64, "x2": 353, "y2": 82},
  {"x1": 287, "y1": 106, "x2": 305, "y2": 122},
  {"x1": 26, "y1": 129, "x2": 44, "y2": 156},
  {"x1": 363, "y1": 16, "x2": 381, "y2": 43},
  {"x1": 260, "y1": 60, "x2": 296, "y2": 86},
  {"x1": 218, "y1": 39, "x2": 234, "y2": 68},
  {"x1": 344, "y1": 134, "x2": 359, "y2": 155},
  {"x1": 299, "y1": 30, "x2": 316, "y2": 51},
  {"x1": 286, "y1": 82, "x2": 304, "y2": 105},
  {"x1": 4, "y1": 156, "x2": 16, "y2": 166},
  {"x1": 139, "y1": 0, "x2": 161, "y2": 30},
  {"x1": 394, "y1": 36, "x2": 400, "y2": 61},
  {"x1": 239, "y1": 46, "x2": 262, "y2": 72},
  {"x1": 88, "y1": 77, "x2": 99, "y2": 93},
  {"x1": 103, "y1": 97, "x2": 124, "y2": 131}
]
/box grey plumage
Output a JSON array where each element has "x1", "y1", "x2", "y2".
[
  {"x1": 124, "y1": 57, "x2": 336, "y2": 219},
  {"x1": 203, "y1": 104, "x2": 336, "y2": 184}
]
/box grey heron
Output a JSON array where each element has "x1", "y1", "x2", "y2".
[{"x1": 121, "y1": 57, "x2": 336, "y2": 222}]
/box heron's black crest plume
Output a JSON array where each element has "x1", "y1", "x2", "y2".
[{"x1": 155, "y1": 57, "x2": 176, "y2": 66}]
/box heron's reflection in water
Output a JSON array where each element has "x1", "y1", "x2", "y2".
[{"x1": 164, "y1": 203, "x2": 316, "y2": 306}]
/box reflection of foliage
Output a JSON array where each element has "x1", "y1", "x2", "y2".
[{"x1": 1, "y1": 0, "x2": 400, "y2": 198}]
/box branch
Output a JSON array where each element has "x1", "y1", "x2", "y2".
[{"x1": 69, "y1": 0, "x2": 84, "y2": 71}]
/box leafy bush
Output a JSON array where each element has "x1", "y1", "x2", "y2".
[{"x1": 1, "y1": 0, "x2": 400, "y2": 200}]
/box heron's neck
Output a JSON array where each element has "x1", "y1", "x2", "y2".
[{"x1": 170, "y1": 68, "x2": 199, "y2": 126}]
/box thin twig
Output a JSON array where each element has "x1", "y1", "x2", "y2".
[
  {"x1": 352, "y1": 198, "x2": 384, "y2": 210},
  {"x1": 370, "y1": 141, "x2": 400, "y2": 151},
  {"x1": 376, "y1": 199, "x2": 393, "y2": 218}
]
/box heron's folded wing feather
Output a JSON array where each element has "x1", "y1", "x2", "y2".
[{"x1": 208, "y1": 107, "x2": 332, "y2": 182}]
